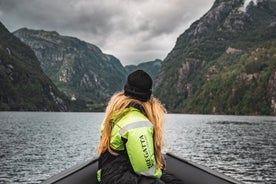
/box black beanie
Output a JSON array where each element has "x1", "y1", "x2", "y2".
[{"x1": 124, "y1": 70, "x2": 152, "y2": 102}]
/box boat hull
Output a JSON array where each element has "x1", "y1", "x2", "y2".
[{"x1": 41, "y1": 153, "x2": 243, "y2": 184}]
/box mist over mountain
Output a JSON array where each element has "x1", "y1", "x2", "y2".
[
  {"x1": 0, "y1": 22, "x2": 70, "y2": 111},
  {"x1": 154, "y1": 0, "x2": 276, "y2": 115}
]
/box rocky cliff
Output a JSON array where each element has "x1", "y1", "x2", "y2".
[
  {"x1": 155, "y1": 0, "x2": 276, "y2": 114},
  {"x1": 0, "y1": 22, "x2": 70, "y2": 111},
  {"x1": 14, "y1": 28, "x2": 127, "y2": 111}
]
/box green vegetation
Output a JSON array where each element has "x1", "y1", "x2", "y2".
[
  {"x1": 0, "y1": 22, "x2": 70, "y2": 111},
  {"x1": 13, "y1": 29, "x2": 127, "y2": 111},
  {"x1": 2, "y1": 0, "x2": 276, "y2": 114},
  {"x1": 172, "y1": 41, "x2": 276, "y2": 115},
  {"x1": 155, "y1": 0, "x2": 276, "y2": 115}
]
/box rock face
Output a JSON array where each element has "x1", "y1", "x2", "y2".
[
  {"x1": 268, "y1": 71, "x2": 276, "y2": 114},
  {"x1": 14, "y1": 28, "x2": 127, "y2": 111},
  {"x1": 155, "y1": 0, "x2": 276, "y2": 115},
  {"x1": 0, "y1": 22, "x2": 70, "y2": 111}
]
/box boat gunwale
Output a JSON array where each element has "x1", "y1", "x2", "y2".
[
  {"x1": 41, "y1": 153, "x2": 244, "y2": 184},
  {"x1": 166, "y1": 153, "x2": 244, "y2": 184},
  {"x1": 40, "y1": 159, "x2": 97, "y2": 184}
]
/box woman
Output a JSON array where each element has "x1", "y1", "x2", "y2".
[{"x1": 97, "y1": 70, "x2": 183, "y2": 184}]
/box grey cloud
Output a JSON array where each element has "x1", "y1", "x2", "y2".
[{"x1": 0, "y1": 0, "x2": 215, "y2": 65}]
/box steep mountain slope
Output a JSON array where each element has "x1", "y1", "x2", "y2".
[
  {"x1": 125, "y1": 59, "x2": 162, "y2": 79},
  {"x1": 0, "y1": 22, "x2": 70, "y2": 111},
  {"x1": 155, "y1": 0, "x2": 276, "y2": 114},
  {"x1": 14, "y1": 28, "x2": 127, "y2": 111}
]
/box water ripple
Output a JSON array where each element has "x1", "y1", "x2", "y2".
[{"x1": 0, "y1": 112, "x2": 275, "y2": 184}]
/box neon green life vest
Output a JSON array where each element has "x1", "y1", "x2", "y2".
[{"x1": 100, "y1": 107, "x2": 162, "y2": 178}]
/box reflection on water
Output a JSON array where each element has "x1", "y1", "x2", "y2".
[{"x1": 0, "y1": 112, "x2": 275, "y2": 184}]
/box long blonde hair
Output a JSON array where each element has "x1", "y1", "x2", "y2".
[{"x1": 97, "y1": 92, "x2": 166, "y2": 169}]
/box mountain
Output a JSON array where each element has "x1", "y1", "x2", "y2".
[
  {"x1": 14, "y1": 28, "x2": 127, "y2": 111},
  {"x1": 0, "y1": 22, "x2": 70, "y2": 111},
  {"x1": 125, "y1": 59, "x2": 162, "y2": 79},
  {"x1": 154, "y1": 0, "x2": 276, "y2": 115}
]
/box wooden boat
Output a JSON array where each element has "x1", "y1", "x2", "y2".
[{"x1": 41, "y1": 153, "x2": 244, "y2": 184}]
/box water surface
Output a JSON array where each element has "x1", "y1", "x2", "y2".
[{"x1": 0, "y1": 112, "x2": 275, "y2": 184}]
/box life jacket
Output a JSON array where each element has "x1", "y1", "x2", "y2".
[{"x1": 97, "y1": 107, "x2": 162, "y2": 183}]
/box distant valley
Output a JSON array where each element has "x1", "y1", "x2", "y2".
[{"x1": 6, "y1": 27, "x2": 161, "y2": 111}]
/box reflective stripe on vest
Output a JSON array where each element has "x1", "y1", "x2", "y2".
[
  {"x1": 140, "y1": 164, "x2": 157, "y2": 176},
  {"x1": 119, "y1": 121, "x2": 152, "y2": 135}
]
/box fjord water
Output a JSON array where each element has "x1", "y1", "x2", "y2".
[{"x1": 0, "y1": 112, "x2": 275, "y2": 184}]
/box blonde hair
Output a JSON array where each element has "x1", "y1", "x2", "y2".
[{"x1": 97, "y1": 92, "x2": 166, "y2": 169}]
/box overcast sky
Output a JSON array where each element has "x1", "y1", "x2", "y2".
[{"x1": 0, "y1": 0, "x2": 215, "y2": 65}]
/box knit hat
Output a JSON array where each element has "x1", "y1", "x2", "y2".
[{"x1": 124, "y1": 70, "x2": 152, "y2": 102}]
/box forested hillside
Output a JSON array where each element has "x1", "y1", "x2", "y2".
[
  {"x1": 155, "y1": 0, "x2": 276, "y2": 115},
  {"x1": 0, "y1": 22, "x2": 70, "y2": 111},
  {"x1": 14, "y1": 28, "x2": 126, "y2": 111}
]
